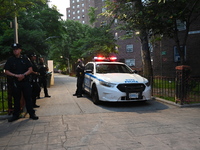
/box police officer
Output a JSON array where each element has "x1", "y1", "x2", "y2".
[
  {"x1": 73, "y1": 58, "x2": 85, "y2": 98},
  {"x1": 38, "y1": 57, "x2": 51, "y2": 98},
  {"x1": 4, "y1": 43, "x2": 39, "y2": 122},
  {"x1": 28, "y1": 52, "x2": 41, "y2": 108}
]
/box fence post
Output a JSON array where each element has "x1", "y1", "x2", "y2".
[{"x1": 175, "y1": 65, "x2": 191, "y2": 105}]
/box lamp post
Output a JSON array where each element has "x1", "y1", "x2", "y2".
[
  {"x1": 14, "y1": 16, "x2": 18, "y2": 43},
  {"x1": 60, "y1": 56, "x2": 70, "y2": 74}
]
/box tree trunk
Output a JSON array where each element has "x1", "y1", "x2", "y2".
[{"x1": 140, "y1": 30, "x2": 153, "y2": 82}]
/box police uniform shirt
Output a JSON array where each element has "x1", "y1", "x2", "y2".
[
  {"x1": 31, "y1": 60, "x2": 39, "y2": 72},
  {"x1": 38, "y1": 63, "x2": 47, "y2": 76},
  {"x1": 4, "y1": 55, "x2": 32, "y2": 75}
]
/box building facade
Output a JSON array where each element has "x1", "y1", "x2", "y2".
[
  {"x1": 153, "y1": 17, "x2": 200, "y2": 77},
  {"x1": 66, "y1": 0, "x2": 143, "y2": 71},
  {"x1": 66, "y1": 0, "x2": 95, "y2": 25}
]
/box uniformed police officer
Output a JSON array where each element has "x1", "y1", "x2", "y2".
[
  {"x1": 4, "y1": 43, "x2": 39, "y2": 122},
  {"x1": 28, "y1": 52, "x2": 41, "y2": 108},
  {"x1": 73, "y1": 58, "x2": 85, "y2": 98},
  {"x1": 38, "y1": 57, "x2": 51, "y2": 98}
]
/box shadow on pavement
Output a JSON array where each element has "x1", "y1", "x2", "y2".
[{"x1": 84, "y1": 94, "x2": 170, "y2": 114}]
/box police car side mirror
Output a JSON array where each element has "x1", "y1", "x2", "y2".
[
  {"x1": 85, "y1": 69, "x2": 93, "y2": 73},
  {"x1": 134, "y1": 70, "x2": 137, "y2": 73}
]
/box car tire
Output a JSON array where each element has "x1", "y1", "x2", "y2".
[{"x1": 92, "y1": 85, "x2": 100, "y2": 105}]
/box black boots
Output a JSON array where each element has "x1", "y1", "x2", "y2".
[
  {"x1": 8, "y1": 114, "x2": 39, "y2": 122},
  {"x1": 30, "y1": 114, "x2": 39, "y2": 120},
  {"x1": 8, "y1": 116, "x2": 19, "y2": 122}
]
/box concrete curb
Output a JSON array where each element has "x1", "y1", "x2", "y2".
[{"x1": 153, "y1": 97, "x2": 200, "y2": 108}]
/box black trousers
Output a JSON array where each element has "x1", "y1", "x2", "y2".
[
  {"x1": 75, "y1": 76, "x2": 84, "y2": 95},
  {"x1": 31, "y1": 82, "x2": 41, "y2": 105},
  {"x1": 39, "y1": 76, "x2": 49, "y2": 96},
  {"x1": 12, "y1": 81, "x2": 35, "y2": 117}
]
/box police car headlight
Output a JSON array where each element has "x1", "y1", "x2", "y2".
[
  {"x1": 100, "y1": 81, "x2": 116, "y2": 87},
  {"x1": 145, "y1": 81, "x2": 150, "y2": 87}
]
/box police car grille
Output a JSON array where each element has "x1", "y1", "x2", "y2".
[{"x1": 117, "y1": 84, "x2": 145, "y2": 92}]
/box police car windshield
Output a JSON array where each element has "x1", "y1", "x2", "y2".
[{"x1": 96, "y1": 64, "x2": 133, "y2": 73}]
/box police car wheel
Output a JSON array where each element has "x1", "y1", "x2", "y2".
[{"x1": 91, "y1": 86, "x2": 100, "y2": 105}]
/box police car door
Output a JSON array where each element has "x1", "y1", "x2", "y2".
[{"x1": 84, "y1": 63, "x2": 94, "y2": 93}]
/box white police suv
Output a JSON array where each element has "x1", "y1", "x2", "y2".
[{"x1": 83, "y1": 56, "x2": 151, "y2": 104}]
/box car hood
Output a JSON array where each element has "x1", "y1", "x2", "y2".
[{"x1": 96, "y1": 73, "x2": 147, "y2": 84}]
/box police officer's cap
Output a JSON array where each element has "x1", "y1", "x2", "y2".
[
  {"x1": 11, "y1": 43, "x2": 22, "y2": 49},
  {"x1": 29, "y1": 52, "x2": 37, "y2": 57}
]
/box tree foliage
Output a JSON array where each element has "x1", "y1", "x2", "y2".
[
  {"x1": 0, "y1": 0, "x2": 62, "y2": 59},
  {"x1": 49, "y1": 20, "x2": 117, "y2": 72},
  {"x1": 103, "y1": 0, "x2": 200, "y2": 78},
  {"x1": 149, "y1": 0, "x2": 200, "y2": 64}
]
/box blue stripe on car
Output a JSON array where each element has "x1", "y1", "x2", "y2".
[{"x1": 85, "y1": 73, "x2": 104, "y2": 82}]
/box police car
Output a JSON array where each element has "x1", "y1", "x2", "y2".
[{"x1": 83, "y1": 56, "x2": 152, "y2": 104}]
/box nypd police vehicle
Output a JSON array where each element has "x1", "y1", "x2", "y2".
[{"x1": 83, "y1": 56, "x2": 151, "y2": 104}]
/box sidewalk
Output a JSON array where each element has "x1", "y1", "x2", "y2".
[{"x1": 0, "y1": 74, "x2": 200, "y2": 150}]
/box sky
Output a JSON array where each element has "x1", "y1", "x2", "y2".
[{"x1": 48, "y1": 0, "x2": 70, "y2": 20}]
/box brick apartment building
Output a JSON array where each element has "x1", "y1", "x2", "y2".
[
  {"x1": 66, "y1": 0, "x2": 200, "y2": 77},
  {"x1": 66, "y1": 0, "x2": 143, "y2": 70},
  {"x1": 153, "y1": 17, "x2": 200, "y2": 77}
]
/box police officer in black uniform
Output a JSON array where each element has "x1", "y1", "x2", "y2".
[
  {"x1": 28, "y1": 52, "x2": 41, "y2": 108},
  {"x1": 4, "y1": 43, "x2": 39, "y2": 122},
  {"x1": 38, "y1": 57, "x2": 51, "y2": 98},
  {"x1": 73, "y1": 58, "x2": 85, "y2": 98}
]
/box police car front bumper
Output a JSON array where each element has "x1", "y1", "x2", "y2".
[{"x1": 97, "y1": 84, "x2": 151, "y2": 102}]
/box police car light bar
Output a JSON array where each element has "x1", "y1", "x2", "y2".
[
  {"x1": 94, "y1": 56, "x2": 106, "y2": 61},
  {"x1": 109, "y1": 56, "x2": 117, "y2": 61},
  {"x1": 94, "y1": 56, "x2": 117, "y2": 61}
]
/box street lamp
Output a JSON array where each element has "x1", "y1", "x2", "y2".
[{"x1": 60, "y1": 56, "x2": 70, "y2": 74}]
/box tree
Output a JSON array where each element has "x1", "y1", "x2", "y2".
[
  {"x1": 48, "y1": 20, "x2": 117, "y2": 73},
  {"x1": 104, "y1": 0, "x2": 153, "y2": 79},
  {"x1": 0, "y1": 0, "x2": 63, "y2": 59},
  {"x1": 149, "y1": 0, "x2": 200, "y2": 65},
  {"x1": 103, "y1": 0, "x2": 200, "y2": 78}
]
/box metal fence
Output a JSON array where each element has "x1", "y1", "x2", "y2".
[
  {"x1": 1, "y1": 75, "x2": 200, "y2": 113},
  {"x1": 152, "y1": 76, "x2": 200, "y2": 104},
  {"x1": 0, "y1": 75, "x2": 8, "y2": 113}
]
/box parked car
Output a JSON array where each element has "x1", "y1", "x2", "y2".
[{"x1": 83, "y1": 56, "x2": 151, "y2": 104}]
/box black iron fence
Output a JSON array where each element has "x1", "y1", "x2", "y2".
[
  {"x1": 1, "y1": 74, "x2": 200, "y2": 113},
  {"x1": 0, "y1": 75, "x2": 8, "y2": 113},
  {"x1": 152, "y1": 76, "x2": 200, "y2": 104}
]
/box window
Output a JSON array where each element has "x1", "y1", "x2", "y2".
[
  {"x1": 100, "y1": 21, "x2": 107, "y2": 27},
  {"x1": 77, "y1": 16, "x2": 80, "y2": 19},
  {"x1": 77, "y1": 5, "x2": 80, "y2": 8},
  {"x1": 102, "y1": 8, "x2": 106, "y2": 13},
  {"x1": 82, "y1": 20, "x2": 85, "y2": 24},
  {"x1": 114, "y1": 18, "x2": 118, "y2": 26},
  {"x1": 125, "y1": 59, "x2": 135, "y2": 67},
  {"x1": 126, "y1": 44, "x2": 133, "y2": 52},
  {"x1": 82, "y1": 9, "x2": 85, "y2": 12},
  {"x1": 85, "y1": 63, "x2": 94, "y2": 72},
  {"x1": 176, "y1": 20, "x2": 186, "y2": 31},
  {"x1": 82, "y1": 3, "x2": 84, "y2": 7},
  {"x1": 77, "y1": 10, "x2": 80, "y2": 14},
  {"x1": 174, "y1": 46, "x2": 186, "y2": 62}
]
